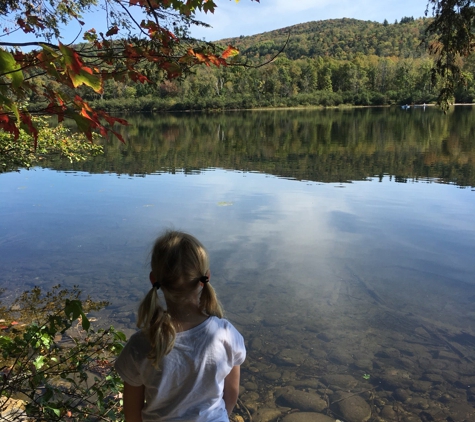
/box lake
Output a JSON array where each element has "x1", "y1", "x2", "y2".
[{"x1": 1, "y1": 107, "x2": 475, "y2": 421}]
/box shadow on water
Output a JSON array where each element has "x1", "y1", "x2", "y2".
[{"x1": 1, "y1": 107, "x2": 475, "y2": 421}]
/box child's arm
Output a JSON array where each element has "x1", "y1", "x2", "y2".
[
  {"x1": 223, "y1": 365, "x2": 241, "y2": 415},
  {"x1": 123, "y1": 382, "x2": 145, "y2": 422}
]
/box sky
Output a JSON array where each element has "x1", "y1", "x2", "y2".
[
  {"x1": 190, "y1": 0, "x2": 429, "y2": 41},
  {"x1": 2, "y1": 0, "x2": 429, "y2": 45}
]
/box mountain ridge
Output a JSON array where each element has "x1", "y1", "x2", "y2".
[{"x1": 218, "y1": 17, "x2": 430, "y2": 61}]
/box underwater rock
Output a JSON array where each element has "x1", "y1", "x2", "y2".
[
  {"x1": 244, "y1": 381, "x2": 258, "y2": 391},
  {"x1": 445, "y1": 401, "x2": 475, "y2": 420},
  {"x1": 309, "y1": 348, "x2": 327, "y2": 360},
  {"x1": 281, "y1": 412, "x2": 336, "y2": 422},
  {"x1": 316, "y1": 333, "x2": 332, "y2": 342},
  {"x1": 263, "y1": 371, "x2": 281, "y2": 381},
  {"x1": 375, "y1": 348, "x2": 401, "y2": 359},
  {"x1": 241, "y1": 391, "x2": 259, "y2": 402},
  {"x1": 277, "y1": 389, "x2": 327, "y2": 412},
  {"x1": 330, "y1": 391, "x2": 371, "y2": 422},
  {"x1": 288, "y1": 380, "x2": 322, "y2": 390},
  {"x1": 321, "y1": 374, "x2": 358, "y2": 389},
  {"x1": 273, "y1": 348, "x2": 308, "y2": 366},
  {"x1": 251, "y1": 337, "x2": 263, "y2": 351},
  {"x1": 396, "y1": 356, "x2": 416, "y2": 370},
  {"x1": 414, "y1": 327, "x2": 431, "y2": 339},
  {"x1": 378, "y1": 368, "x2": 412, "y2": 390},
  {"x1": 437, "y1": 350, "x2": 460, "y2": 362},
  {"x1": 393, "y1": 388, "x2": 410, "y2": 402},
  {"x1": 380, "y1": 405, "x2": 398, "y2": 421},
  {"x1": 252, "y1": 408, "x2": 282, "y2": 422},
  {"x1": 410, "y1": 380, "x2": 433, "y2": 392},
  {"x1": 328, "y1": 350, "x2": 353, "y2": 366},
  {"x1": 353, "y1": 357, "x2": 373, "y2": 371}
]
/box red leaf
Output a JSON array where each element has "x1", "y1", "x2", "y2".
[
  {"x1": 0, "y1": 114, "x2": 20, "y2": 139},
  {"x1": 105, "y1": 26, "x2": 119, "y2": 36},
  {"x1": 20, "y1": 113, "x2": 39, "y2": 146}
]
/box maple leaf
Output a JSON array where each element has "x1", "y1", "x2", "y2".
[{"x1": 59, "y1": 43, "x2": 83, "y2": 74}]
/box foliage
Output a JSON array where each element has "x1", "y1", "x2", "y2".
[
  {"x1": 0, "y1": 117, "x2": 103, "y2": 172},
  {"x1": 222, "y1": 18, "x2": 429, "y2": 61},
  {"x1": 0, "y1": 285, "x2": 126, "y2": 421},
  {"x1": 55, "y1": 17, "x2": 471, "y2": 110},
  {"x1": 0, "y1": 0, "x2": 258, "y2": 142},
  {"x1": 425, "y1": 1, "x2": 475, "y2": 109}
]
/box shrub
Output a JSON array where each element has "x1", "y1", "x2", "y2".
[{"x1": 0, "y1": 286, "x2": 125, "y2": 421}]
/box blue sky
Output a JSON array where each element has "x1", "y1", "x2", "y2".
[
  {"x1": 2, "y1": 0, "x2": 429, "y2": 45},
  {"x1": 191, "y1": 0, "x2": 429, "y2": 40}
]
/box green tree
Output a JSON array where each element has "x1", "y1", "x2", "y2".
[
  {"x1": 0, "y1": 0, "x2": 258, "y2": 141},
  {"x1": 425, "y1": 0, "x2": 475, "y2": 108}
]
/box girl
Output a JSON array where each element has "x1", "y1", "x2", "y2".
[{"x1": 115, "y1": 230, "x2": 246, "y2": 422}]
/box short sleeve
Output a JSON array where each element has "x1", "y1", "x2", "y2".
[
  {"x1": 114, "y1": 332, "x2": 144, "y2": 387},
  {"x1": 229, "y1": 323, "x2": 246, "y2": 367}
]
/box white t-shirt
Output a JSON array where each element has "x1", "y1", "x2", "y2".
[{"x1": 114, "y1": 316, "x2": 246, "y2": 422}]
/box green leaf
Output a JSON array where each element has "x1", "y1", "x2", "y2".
[
  {"x1": 0, "y1": 49, "x2": 24, "y2": 89},
  {"x1": 80, "y1": 310, "x2": 90, "y2": 331},
  {"x1": 34, "y1": 355, "x2": 46, "y2": 370},
  {"x1": 114, "y1": 331, "x2": 127, "y2": 341},
  {"x1": 46, "y1": 406, "x2": 61, "y2": 417},
  {"x1": 64, "y1": 299, "x2": 82, "y2": 320},
  {"x1": 69, "y1": 67, "x2": 102, "y2": 93}
]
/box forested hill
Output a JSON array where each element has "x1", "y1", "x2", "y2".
[
  {"x1": 81, "y1": 16, "x2": 475, "y2": 111},
  {"x1": 220, "y1": 17, "x2": 429, "y2": 61}
]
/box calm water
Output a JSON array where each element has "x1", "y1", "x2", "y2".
[{"x1": 1, "y1": 107, "x2": 475, "y2": 421}]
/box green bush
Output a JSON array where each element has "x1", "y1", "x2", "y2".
[
  {"x1": 0, "y1": 286, "x2": 125, "y2": 421},
  {"x1": 0, "y1": 117, "x2": 103, "y2": 173}
]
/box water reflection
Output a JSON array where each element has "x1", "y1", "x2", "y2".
[
  {"x1": 43, "y1": 107, "x2": 475, "y2": 187},
  {"x1": 1, "y1": 108, "x2": 475, "y2": 421}
]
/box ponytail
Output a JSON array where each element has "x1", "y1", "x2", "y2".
[
  {"x1": 200, "y1": 282, "x2": 224, "y2": 318},
  {"x1": 139, "y1": 230, "x2": 224, "y2": 367},
  {"x1": 137, "y1": 286, "x2": 176, "y2": 368}
]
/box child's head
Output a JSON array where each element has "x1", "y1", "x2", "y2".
[
  {"x1": 150, "y1": 230, "x2": 209, "y2": 301},
  {"x1": 137, "y1": 230, "x2": 223, "y2": 366}
]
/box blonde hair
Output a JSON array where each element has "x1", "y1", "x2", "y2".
[{"x1": 137, "y1": 230, "x2": 224, "y2": 367}]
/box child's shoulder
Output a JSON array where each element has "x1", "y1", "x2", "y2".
[
  {"x1": 124, "y1": 329, "x2": 151, "y2": 355},
  {"x1": 208, "y1": 316, "x2": 243, "y2": 338}
]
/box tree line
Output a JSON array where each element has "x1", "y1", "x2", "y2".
[{"x1": 59, "y1": 18, "x2": 474, "y2": 112}]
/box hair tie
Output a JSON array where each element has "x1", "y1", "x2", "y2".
[
  {"x1": 199, "y1": 275, "x2": 209, "y2": 284},
  {"x1": 153, "y1": 282, "x2": 161, "y2": 290}
]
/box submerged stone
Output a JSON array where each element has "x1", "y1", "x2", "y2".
[
  {"x1": 330, "y1": 392, "x2": 371, "y2": 422},
  {"x1": 277, "y1": 389, "x2": 327, "y2": 412},
  {"x1": 281, "y1": 412, "x2": 336, "y2": 422}
]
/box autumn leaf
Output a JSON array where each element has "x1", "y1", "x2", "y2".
[
  {"x1": 222, "y1": 45, "x2": 239, "y2": 59},
  {"x1": 0, "y1": 114, "x2": 20, "y2": 139},
  {"x1": 69, "y1": 67, "x2": 103, "y2": 93},
  {"x1": 105, "y1": 26, "x2": 119, "y2": 36},
  {"x1": 59, "y1": 43, "x2": 83, "y2": 74}
]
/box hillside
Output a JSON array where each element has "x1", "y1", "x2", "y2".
[
  {"x1": 220, "y1": 17, "x2": 430, "y2": 61},
  {"x1": 83, "y1": 17, "x2": 475, "y2": 111}
]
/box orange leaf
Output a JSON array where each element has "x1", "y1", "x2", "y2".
[{"x1": 222, "y1": 45, "x2": 239, "y2": 59}]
